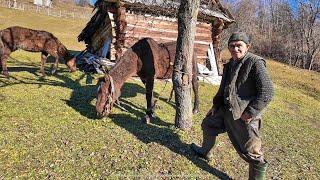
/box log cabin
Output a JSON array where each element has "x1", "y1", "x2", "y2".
[{"x1": 78, "y1": 0, "x2": 234, "y2": 74}]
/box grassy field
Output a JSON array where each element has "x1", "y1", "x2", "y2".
[{"x1": 1, "y1": 7, "x2": 320, "y2": 179}]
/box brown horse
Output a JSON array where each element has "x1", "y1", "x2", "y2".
[
  {"x1": 0, "y1": 26, "x2": 76, "y2": 77},
  {"x1": 96, "y1": 38, "x2": 199, "y2": 121}
]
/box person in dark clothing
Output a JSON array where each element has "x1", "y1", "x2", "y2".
[{"x1": 191, "y1": 32, "x2": 274, "y2": 180}]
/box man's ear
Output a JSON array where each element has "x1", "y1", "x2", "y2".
[{"x1": 247, "y1": 44, "x2": 251, "y2": 49}]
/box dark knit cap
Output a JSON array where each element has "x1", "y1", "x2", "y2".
[{"x1": 228, "y1": 32, "x2": 250, "y2": 45}]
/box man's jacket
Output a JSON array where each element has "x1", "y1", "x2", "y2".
[{"x1": 212, "y1": 52, "x2": 274, "y2": 120}]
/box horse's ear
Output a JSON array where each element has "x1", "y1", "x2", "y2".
[
  {"x1": 57, "y1": 45, "x2": 64, "y2": 56},
  {"x1": 97, "y1": 76, "x2": 105, "y2": 84},
  {"x1": 58, "y1": 44, "x2": 69, "y2": 56},
  {"x1": 104, "y1": 75, "x2": 109, "y2": 82}
]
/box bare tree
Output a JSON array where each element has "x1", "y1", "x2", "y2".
[
  {"x1": 297, "y1": 0, "x2": 320, "y2": 70},
  {"x1": 222, "y1": 0, "x2": 320, "y2": 71},
  {"x1": 173, "y1": 0, "x2": 200, "y2": 130}
]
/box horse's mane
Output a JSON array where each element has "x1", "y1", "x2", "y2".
[{"x1": 54, "y1": 38, "x2": 71, "y2": 59}]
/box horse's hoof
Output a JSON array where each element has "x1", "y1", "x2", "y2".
[
  {"x1": 142, "y1": 116, "x2": 150, "y2": 124},
  {"x1": 154, "y1": 104, "x2": 161, "y2": 109},
  {"x1": 51, "y1": 69, "x2": 56, "y2": 75},
  {"x1": 141, "y1": 114, "x2": 155, "y2": 124},
  {"x1": 192, "y1": 109, "x2": 199, "y2": 114},
  {"x1": 40, "y1": 70, "x2": 46, "y2": 77},
  {"x1": 115, "y1": 99, "x2": 120, "y2": 105},
  {"x1": 2, "y1": 71, "x2": 9, "y2": 78}
]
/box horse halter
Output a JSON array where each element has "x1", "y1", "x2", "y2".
[{"x1": 101, "y1": 74, "x2": 115, "y2": 115}]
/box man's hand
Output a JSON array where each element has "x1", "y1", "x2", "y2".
[
  {"x1": 241, "y1": 111, "x2": 253, "y2": 123},
  {"x1": 206, "y1": 107, "x2": 216, "y2": 117}
]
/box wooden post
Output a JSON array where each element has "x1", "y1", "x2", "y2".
[
  {"x1": 113, "y1": 3, "x2": 127, "y2": 60},
  {"x1": 211, "y1": 18, "x2": 224, "y2": 74}
]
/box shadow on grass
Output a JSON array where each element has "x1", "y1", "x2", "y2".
[
  {"x1": 0, "y1": 65, "x2": 98, "y2": 119},
  {"x1": 1, "y1": 66, "x2": 230, "y2": 178},
  {"x1": 120, "y1": 81, "x2": 146, "y2": 98},
  {"x1": 1, "y1": 58, "x2": 71, "y2": 77},
  {"x1": 109, "y1": 112, "x2": 231, "y2": 179},
  {"x1": 0, "y1": 66, "x2": 165, "y2": 120},
  {"x1": 0, "y1": 66, "x2": 166, "y2": 121},
  {"x1": 0, "y1": 65, "x2": 69, "y2": 88}
]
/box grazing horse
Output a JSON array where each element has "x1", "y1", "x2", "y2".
[
  {"x1": 96, "y1": 38, "x2": 199, "y2": 122},
  {"x1": 0, "y1": 26, "x2": 77, "y2": 77}
]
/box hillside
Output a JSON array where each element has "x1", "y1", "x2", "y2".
[{"x1": 0, "y1": 7, "x2": 319, "y2": 179}]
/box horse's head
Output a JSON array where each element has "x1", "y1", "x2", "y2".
[
  {"x1": 57, "y1": 45, "x2": 77, "y2": 72},
  {"x1": 65, "y1": 55, "x2": 77, "y2": 72},
  {"x1": 96, "y1": 74, "x2": 115, "y2": 118}
]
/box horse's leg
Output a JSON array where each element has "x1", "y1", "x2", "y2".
[
  {"x1": 40, "y1": 52, "x2": 48, "y2": 76},
  {"x1": 192, "y1": 74, "x2": 199, "y2": 114},
  {"x1": 167, "y1": 88, "x2": 174, "y2": 102},
  {"x1": 51, "y1": 56, "x2": 59, "y2": 74},
  {"x1": 143, "y1": 77, "x2": 155, "y2": 123},
  {"x1": 141, "y1": 78, "x2": 146, "y2": 85},
  {"x1": 1, "y1": 55, "x2": 9, "y2": 78}
]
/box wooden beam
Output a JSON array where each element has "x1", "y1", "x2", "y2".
[{"x1": 211, "y1": 18, "x2": 224, "y2": 74}]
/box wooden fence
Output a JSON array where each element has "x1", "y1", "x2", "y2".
[{"x1": 0, "y1": 0, "x2": 92, "y2": 19}]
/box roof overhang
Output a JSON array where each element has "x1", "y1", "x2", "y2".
[{"x1": 99, "y1": 0, "x2": 234, "y2": 24}]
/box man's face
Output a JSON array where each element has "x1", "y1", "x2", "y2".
[{"x1": 228, "y1": 41, "x2": 250, "y2": 61}]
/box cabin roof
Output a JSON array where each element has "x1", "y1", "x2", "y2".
[{"x1": 97, "y1": 0, "x2": 234, "y2": 24}]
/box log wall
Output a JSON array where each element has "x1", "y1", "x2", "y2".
[{"x1": 109, "y1": 12, "x2": 212, "y2": 65}]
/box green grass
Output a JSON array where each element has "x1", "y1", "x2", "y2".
[{"x1": 1, "y1": 7, "x2": 320, "y2": 179}]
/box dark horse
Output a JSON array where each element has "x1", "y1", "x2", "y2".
[
  {"x1": 96, "y1": 38, "x2": 199, "y2": 122},
  {"x1": 0, "y1": 26, "x2": 77, "y2": 77}
]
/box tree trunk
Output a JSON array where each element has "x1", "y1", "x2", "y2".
[
  {"x1": 113, "y1": 3, "x2": 127, "y2": 60},
  {"x1": 173, "y1": 0, "x2": 200, "y2": 130}
]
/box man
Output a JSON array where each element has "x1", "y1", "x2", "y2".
[{"x1": 191, "y1": 32, "x2": 274, "y2": 179}]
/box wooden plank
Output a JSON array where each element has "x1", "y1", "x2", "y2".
[
  {"x1": 124, "y1": 13, "x2": 212, "y2": 34},
  {"x1": 125, "y1": 24, "x2": 211, "y2": 39},
  {"x1": 124, "y1": 21, "x2": 211, "y2": 35},
  {"x1": 125, "y1": 29, "x2": 211, "y2": 46},
  {"x1": 110, "y1": 42, "x2": 208, "y2": 65}
]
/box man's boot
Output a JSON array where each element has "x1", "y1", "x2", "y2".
[
  {"x1": 249, "y1": 161, "x2": 268, "y2": 180},
  {"x1": 191, "y1": 132, "x2": 216, "y2": 161}
]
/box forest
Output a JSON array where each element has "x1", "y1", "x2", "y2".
[{"x1": 223, "y1": 0, "x2": 319, "y2": 71}]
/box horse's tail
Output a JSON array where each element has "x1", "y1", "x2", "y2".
[
  {"x1": 0, "y1": 30, "x2": 15, "y2": 60},
  {"x1": 192, "y1": 51, "x2": 199, "y2": 77},
  {"x1": 0, "y1": 30, "x2": 4, "y2": 55}
]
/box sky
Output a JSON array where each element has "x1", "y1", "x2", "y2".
[
  {"x1": 288, "y1": 0, "x2": 300, "y2": 12},
  {"x1": 74, "y1": 0, "x2": 97, "y2": 6}
]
